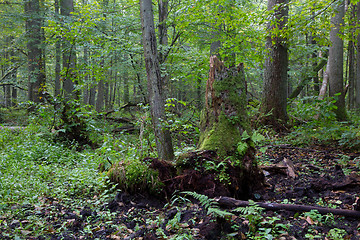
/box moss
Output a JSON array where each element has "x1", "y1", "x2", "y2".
[
  {"x1": 107, "y1": 160, "x2": 163, "y2": 194},
  {"x1": 199, "y1": 64, "x2": 251, "y2": 157},
  {"x1": 199, "y1": 113, "x2": 243, "y2": 156}
]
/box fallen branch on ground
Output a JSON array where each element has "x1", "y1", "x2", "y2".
[{"x1": 215, "y1": 196, "x2": 360, "y2": 218}]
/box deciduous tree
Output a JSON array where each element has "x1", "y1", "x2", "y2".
[
  {"x1": 328, "y1": 0, "x2": 347, "y2": 120},
  {"x1": 261, "y1": 0, "x2": 289, "y2": 127},
  {"x1": 140, "y1": 0, "x2": 174, "y2": 161}
]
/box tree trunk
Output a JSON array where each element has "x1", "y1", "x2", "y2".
[
  {"x1": 140, "y1": 0, "x2": 174, "y2": 161},
  {"x1": 96, "y1": 79, "x2": 105, "y2": 112},
  {"x1": 329, "y1": 0, "x2": 347, "y2": 120},
  {"x1": 199, "y1": 56, "x2": 250, "y2": 155},
  {"x1": 61, "y1": 0, "x2": 77, "y2": 101},
  {"x1": 89, "y1": 83, "x2": 96, "y2": 107},
  {"x1": 261, "y1": 0, "x2": 289, "y2": 126},
  {"x1": 319, "y1": 58, "x2": 330, "y2": 100},
  {"x1": 25, "y1": 0, "x2": 46, "y2": 102},
  {"x1": 356, "y1": 2, "x2": 360, "y2": 109},
  {"x1": 198, "y1": 56, "x2": 264, "y2": 196},
  {"x1": 158, "y1": 0, "x2": 168, "y2": 64},
  {"x1": 123, "y1": 54, "x2": 130, "y2": 104},
  {"x1": 4, "y1": 85, "x2": 11, "y2": 107},
  {"x1": 157, "y1": 0, "x2": 170, "y2": 97},
  {"x1": 11, "y1": 87, "x2": 17, "y2": 106},
  {"x1": 349, "y1": 41, "x2": 355, "y2": 109},
  {"x1": 54, "y1": 0, "x2": 61, "y2": 97}
]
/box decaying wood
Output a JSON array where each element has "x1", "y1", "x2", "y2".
[
  {"x1": 261, "y1": 158, "x2": 297, "y2": 178},
  {"x1": 216, "y1": 196, "x2": 360, "y2": 218}
]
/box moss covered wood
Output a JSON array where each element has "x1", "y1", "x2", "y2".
[
  {"x1": 199, "y1": 56, "x2": 250, "y2": 156},
  {"x1": 198, "y1": 56, "x2": 264, "y2": 197}
]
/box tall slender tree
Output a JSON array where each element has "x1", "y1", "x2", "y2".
[
  {"x1": 356, "y1": 2, "x2": 360, "y2": 109},
  {"x1": 328, "y1": 0, "x2": 347, "y2": 120},
  {"x1": 54, "y1": 0, "x2": 61, "y2": 97},
  {"x1": 60, "y1": 0, "x2": 77, "y2": 101},
  {"x1": 25, "y1": 0, "x2": 46, "y2": 102},
  {"x1": 140, "y1": 0, "x2": 174, "y2": 161}
]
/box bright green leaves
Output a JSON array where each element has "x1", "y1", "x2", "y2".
[
  {"x1": 237, "y1": 130, "x2": 265, "y2": 157},
  {"x1": 46, "y1": 2, "x2": 104, "y2": 47}
]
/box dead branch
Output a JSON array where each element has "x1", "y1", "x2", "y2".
[
  {"x1": 216, "y1": 196, "x2": 360, "y2": 218},
  {"x1": 104, "y1": 102, "x2": 139, "y2": 116}
]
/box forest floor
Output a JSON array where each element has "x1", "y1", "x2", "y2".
[{"x1": 2, "y1": 143, "x2": 360, "y2": 239}]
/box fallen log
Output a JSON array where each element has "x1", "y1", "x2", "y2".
[{"x1": 215, "y1": 196, "x2": 360, "y2": 218}]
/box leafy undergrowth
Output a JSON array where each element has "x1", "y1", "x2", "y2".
[{"x1": 1, "y1": 125, "x2": 360, "y2": 239}]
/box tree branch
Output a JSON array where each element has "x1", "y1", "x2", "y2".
[{"x1": 216, "y1": 196, "x2": 360, "y2": 218}]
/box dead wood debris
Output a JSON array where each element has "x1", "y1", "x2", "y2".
[{"x1": 215, "y1": 196, "x2": 360, "y2": 218}]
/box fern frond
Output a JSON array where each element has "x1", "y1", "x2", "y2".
[
  {"x1": 182, "y1": 191, "x2": 233, "y2": 218},
  {"x1": 233, "y1": 200, "x2": 264, "y2": 215}
]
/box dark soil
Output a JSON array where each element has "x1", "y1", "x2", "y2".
[{"x1": 2, "y1": 145, "x2": 360, "y2": 239}]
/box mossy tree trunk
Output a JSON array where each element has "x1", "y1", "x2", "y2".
[
  {"x1": 199, "y1": 56, "x2": 250, "y2": 155},
  {"x1": 198, "y1": 56, "x2": 264, "y2": 197}
]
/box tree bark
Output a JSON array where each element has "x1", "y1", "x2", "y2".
[
  {"x1": 158, "y1": 0, "x2": 168, "y2": 64},
  {"x1": 96, "y1": 79, "x2": 105, "y2": 112},
  {"x1": 61, "y1": 0, "x2": 77, "y2": 101},
  {"x1": 328, "y1": 0, "x2": 347, "y2": 120},
  {"x1": 261, "y1": 0, "x2": 289, "y2": 126},
  {"x1": 198, "y1": 56, "x2": 264, "y2": 195},
  {"x1": 4, "y1": 85, "x2": 11, "y2": 107},
  {"x1": 89, "y1": 83, "x2": 96, "y2": 107},
  {"x1": 199, "y1": 56, "x2": 250, "y2": 155},
  {"x1": 356, "y1": 2, "x2": 360, "y2": 109},
  {"x1": 82, "y1": 47, "x2": 89, "y2": 104},
  {"x1": 123, "y1": 54, "x2": 130, "y2": 104},
  {"x1": 54, "y1": 0, "x2": 61, "y2": 97},
  {"x1": 25, "y1": 0, "x2": 46, "y2": 102},
  {"x1": 140, "y1": 0, "x2": 174, "y2": 161},
  {"x1": 11, "y1": 87, "x2": 17, "y2": 106},
  {"x1": 348, "y1": 41, "x2": 355, "y2": 109},
  {"x1": 318, "y1": 58, "x2": 330, "y2": 100}
]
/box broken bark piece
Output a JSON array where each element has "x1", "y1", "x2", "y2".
[
  {"x1": 282, "y1": 158, "x2": 297, "y2": 178},
  {"x1": 216, "y1": 196, "x2": 360, "y2": 218},
  {"x1": 260, "y1": 158, "x2": 297, "y2": 178}
]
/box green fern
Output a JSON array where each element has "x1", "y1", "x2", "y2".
[
  {"x1": 182, "y1": 191, "x2": 233, "y2": 218},
  {"x1": 233, "y1": 200, "x2": 264, "y2": 232},
  {"x1": 233, "y1": 200, "x2": 264, "y2": 215}
]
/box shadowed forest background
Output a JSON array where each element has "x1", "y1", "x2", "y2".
[{"x1": 2, "y1": 0, "x2": 360, "y2": 239}]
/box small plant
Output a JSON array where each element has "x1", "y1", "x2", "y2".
[
  {"x1": 182, "y1": 191, "x2": 233, "y2": 218},
  {"x1": 327, "y1": 228, "x2": 347, "y2": 240},
  {"x1": 302, "y1": 210, "x2": 335, "y2": 226},
  {"x1": 233, "y1": 200, "x2": 264, "y2": 233}
]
